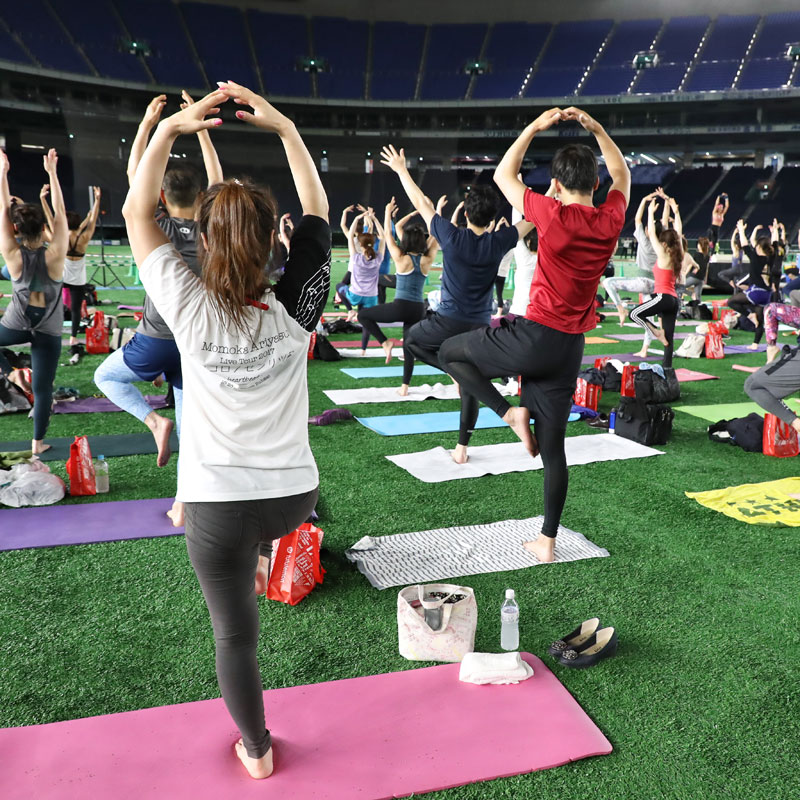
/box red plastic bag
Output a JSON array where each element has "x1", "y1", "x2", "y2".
[
  {"x1": 708, "y1": 321, "x2": 728, "y2": 336},
  {"x1": 704, "y1": 333, "x2": 724, "y2": 359},
  {"x1": 86, "y1": 311, "x2": 109, "y2": 354},
  {"x1": 573, "y1": 378, "x2": 601, "y2": 411},
  {"x1": 66, "y1": 435, "x2": 97, "y2": 496},
  {"x1": 307, "y1": 331, "x2": 317, "y2": 360},
  {"x1": 763, "y1": 414, "x2": 799, "y2": 458},
  {"x1": 267, "y1": 523, "x2": 325, "y2": 605},
  {"x1": 594, "y1": 357, "x2": 610, "y2": 370},
  {"x1": 711, "y1": 299, "x2": 728, "y2": 320},
  {"x1": 620, "y1": 364, "x2": 639, "y2": 398},
  {"x1": 720, "y1": 309, "x2": 737, "y2": 330}
]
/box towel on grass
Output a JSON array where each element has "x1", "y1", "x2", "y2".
[{"x1": 459, "y1": 652, "x2": 534, "y2": 685}]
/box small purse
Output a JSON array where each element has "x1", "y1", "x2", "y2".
[{"x1": 397, "y1": 583, "x2": 477, "y2": 663}]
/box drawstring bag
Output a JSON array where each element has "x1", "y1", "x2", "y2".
[
  {"x1": 66, "y1": 435, "x2": 96, "y2": 496},
  {"x1": 267, "y1": 522, "x2": 325, "y2": 605},
  {"x1": 676, "y1": 333, "x2": 705, "y2": 359},
  {"x1": 397, "y1": 583, "x2": 477, "y2": 663},
  {"x1": 763, "y1": 414, "x2": 799, "y2": 458}
]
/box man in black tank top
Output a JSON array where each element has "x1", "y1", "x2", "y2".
[{"x1": 94, "y1": 92, "x2": 223, "y2": 526}]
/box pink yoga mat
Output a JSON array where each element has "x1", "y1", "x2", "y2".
[
  {"x1": 732, "y1": 364, "x2": 759, "y2": 373},
  {"x1": 0, "y1": 654, "x2": 610, "y2": 800},
  {"x1": 674, "y1": 368, "x2": 719, "y2": 382},
  {"x1": 52, "y1": 395, "x2": 168, "y2": 415}
]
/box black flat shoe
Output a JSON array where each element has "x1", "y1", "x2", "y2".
[
  {"x1": 547, "y1": 617, "x2": 601, "y2": 657},
  {"x1": 587, "y1": 414, "x2": 609, "y2": 430},
  {"x1": 558, "y1": 626, "x2": 618, "y2": 668}
]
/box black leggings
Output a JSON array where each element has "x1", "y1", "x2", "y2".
[
  {"x1": 184, "y1": 488, "x2": 318, "y2": 760},
  {"x1": 629, "y1": 293, "x2": 679, "y2": 368},
  {"x1": 0, "y1": 310, "x2": 62, "y2": 440},
  {"x1": 357, "y1": 299, "x2": 425, "y2": 379},
  {"x1": 439, "y1": 318, "x2": 584, "y2": 537},
  {"x1": 728, "y1": 293, "x2": 765, "y2": 344},
  {"x1": 63, "y1": 282, "x2": 86, "y2": 338},
  {"x1": 404, "y1": 313, "x2": 485, "y2": 435}
]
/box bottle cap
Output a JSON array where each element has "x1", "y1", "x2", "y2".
[
  {"x1": 505, "y1": 589, "x2": 515, "y2": 600},
  {"x1": 98, "y1": 455, "x2": 105, "y2": 460}
]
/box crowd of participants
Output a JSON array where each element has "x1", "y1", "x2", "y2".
[{"x1": 1, "y1": 86, "x2": 799, "y2": 779}]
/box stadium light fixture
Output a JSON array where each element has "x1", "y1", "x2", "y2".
[
  {"x1": 298, "y1": 56, "x2": 328, "y2": 73},
  {"x1": 640, "y1": 154, "x2": 658, "y2": 164},
  {"x1": 786, "y1": 43, "x2": 800, "y2": 61},
  {"x1": 465, "y1": 60, "x2": 489, "y2": 76},
  {"x1": 632, "y1": 51, "x2": 659, "y2": 70},
  {"x1": 120, "y1": 38, "x2": 152, "y2": 57}
]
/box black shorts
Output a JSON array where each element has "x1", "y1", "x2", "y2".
[{"x1": 461, "y1": 317, "x2": 585, "y2": 430}]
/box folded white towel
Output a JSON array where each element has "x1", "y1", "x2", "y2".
[{"x1": 458, "y1": 652, "x2": 534, "y2": 685}]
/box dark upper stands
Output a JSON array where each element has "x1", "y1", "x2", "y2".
[{"x1": 0, "y1": 5, "x2": 798, "y2": 100}]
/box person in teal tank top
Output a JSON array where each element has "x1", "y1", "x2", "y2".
[{"x1": 358, "y1": 198, "x2": 439, "y2": 388}]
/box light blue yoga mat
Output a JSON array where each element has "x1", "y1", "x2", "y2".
[
  {"x1": 356, "y1": 407, "x2": 581, "y2": 436},
  {"x1": 341, "y1": 365, "x2": 445, "y2": 379}
]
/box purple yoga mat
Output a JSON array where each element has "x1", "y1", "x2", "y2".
[
  {"x1": 581, "y1": 352, "x2": 660, "y2": 364},
  {"x1": 725, "y1": 343, "x2": 767, "y2": 353},
  {"x1": 607, "y1": 333, "x2": 691, "y2": 342},
  {"x1": 0, "y1": 498, "x2": 182, "y2": 551},
  {"x1": 117, "y1": 304, "x2": 144, "y2": 311},
  {"x1": 52, "y1": 395, "x2": 168, "y2": 414}
]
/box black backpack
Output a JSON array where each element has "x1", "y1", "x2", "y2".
[
  {"x1": 708, "y1": 413, "x2": 764, "y2": 453},
  {"x1": 577, "y1": 367, "x2": 605, "y2": 386},
  {"x1": 634, "y1": 367, "x2": 681, "y2": 404},
  {"x1": 602, "y1": 362, "x2": 622, "y2": 392},
  {"x1": 614, "y1": 397, "x2": 674, "y2": 445},
  {"x1": 312, "y1": 335, "x2": 343, "y2": 362}
]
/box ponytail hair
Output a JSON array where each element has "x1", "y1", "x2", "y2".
[
  {"x1": 697, "y1": 236, "x2": 710, "y2": 257},
  {"x1": 196, "y1": 179, "x2": 277, "y2": 335},
  {"x1": 659, "y1": 229, "x2": 683, "y2": 279},
  {"x1": 756, "y1": 236, "x2": 774, "y2": 260},
  {"x1": 10, "y1": 203, "x2": 45, "y2": 243},
  {"x1": 357, "y1": 232, "x2": 376, "y2": 261}
]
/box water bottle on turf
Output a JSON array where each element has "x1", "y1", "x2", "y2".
[
  {"x1": 609, "y1": 409, "x2": 617, "y2": 435},
  {"x1": 500, "y1": 589, "x2": 520, "y2": 651},
  {"x1": 94, "y1": 455, "x2": 109, "y2": 494}
]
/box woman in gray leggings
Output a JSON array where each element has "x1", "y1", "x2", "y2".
[{"x1": 123, "y1": 83, "x2": 331, "y2": 780}]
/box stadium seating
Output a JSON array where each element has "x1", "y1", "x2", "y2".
[
  {"x1": 247, "y1": 10, "x2": 312, "y2": 98},
  {"x1": 738, "y1": 11, "x2": 800, "y2": 90},
  {"x1": 370, "y1": 22, "x2": 426, "y2": 101},
  {"x1": 313, "y1": 17, "x2": 369, "y2": 100},
  {"x1": 420, "y1": 24, "x2": 486, "y2": 100}
]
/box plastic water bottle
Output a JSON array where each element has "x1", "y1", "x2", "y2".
[
  {"x1": 500, "y1": 589, "x2": 520, "y2": 651},
  {"x1": 609, "y1": 409, "x2": 617, "y2": 435},
  {"x1": 94, "y1": 455, "x2": 109, "y2": 494}
]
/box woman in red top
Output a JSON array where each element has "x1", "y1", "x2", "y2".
[{"x1": 628, "y1": 198, "x2": 682, "y2": 368}]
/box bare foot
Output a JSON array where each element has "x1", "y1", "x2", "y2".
[
  {"x1": 633, "y1": 349, "x2": 648, "y2": 358},
  {"x1": 766, "y1": 344, "x2": 780, "y2": 363},
  {"x1": 360, "y1": 349, "x2": 366, "y2": 357},
  {"x1": 651, "y1": 326, "x2": 668, "y2": 346},
  {"x1": 254, "y1": 554, "x2": 270, "y2": 595},
  {"x1": 452, "y1": 377, "x2": 461, "y2": 396},
  {"x1": 522, "y1": 534, "x2": 555, "y2": 563},
  {"x1": 747, "y1": 342, "x2": 760, "y2": 351},
  {"x1": 32, "y1": 440, "x2": 51, "y2": 455},
  {"x1": 152, "y1": 374, "x2": 165, "y2": 388},
  {"x1": 144, "y1": 412, "x2": 174, "y2": 467},
  {"x1": 396, "y1": 384, "x2": 409, "y2": 397},
  {"x1": 382, "y1": 339, "x2": 396, "y2": 364},
  {"x1": 235, "y1": 741, "x2": 274, "y2": 780},
  {"x1": 747, "y1": 312, "x2": 758, "y2": 327},
  {"x1": 616, "y1": 306, "x2": 627, "y2": 325},
  {"x1": 502, "y1": 406, "x2": 539, "y2": 457},
  {"x1": 452, "y1": 444, "x2": 469, "y2": 464},
  {"x1": 166, "y1": 500, "x2": 184, "y2": 528},
  {"x1": 8, "y1": 369, "x2": 32, "y2": 395}
]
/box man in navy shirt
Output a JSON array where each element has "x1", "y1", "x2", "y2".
[{"x1": 380, "y1": 144, "x2": 532, "y2": 463}]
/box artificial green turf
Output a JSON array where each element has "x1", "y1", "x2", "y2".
[{"x1": 1, "y1": 249, "x2": 799, "y2": 799}]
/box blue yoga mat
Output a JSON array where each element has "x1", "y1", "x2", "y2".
[
  {"x1": 341, "y1": 365, "x2": 445, "y2": 379},
  {"x1": 356, "y1": 407, "x2": 581, "y2": 436}
]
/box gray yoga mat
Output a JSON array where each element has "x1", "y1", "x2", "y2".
[{"x1": 0, "y1": 432, "x2": 179, "y2": 462}]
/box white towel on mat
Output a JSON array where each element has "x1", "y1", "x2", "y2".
[{"x1": 459, "y1": 652, "x2": 534, "y2": 685}]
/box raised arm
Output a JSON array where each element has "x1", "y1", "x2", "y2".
[
  {"x1": 220, "y1": 81, "x2": 327, "y2": 219},
  {"x1": 43, "y1": 149, "x2": 68, "y2": 273},
  {"x1": 79, "y1": 186, "x2": 102, "y2": 242},
  {"x1": 450, "y1": 200, "x2": 464, "y2": 226},
  {"x1": 722, "y1": 195, "x2": 729, "y2": 215},
  {"x1": 494, "y1": 108, "x2": 563, "y2": 212},
  {"x1": 634, "y1": 191, "x2": 655, "y2": 227},
  {"x1": 646, "y1": 198, "x2": 666, "y2": 262},
  {"x1": 669, "y1": 197, "x2": 683, "y2": 238},
  {"x1": 123, "y1": 90, "x2": 225, "y2": 267},
  {"x1": 379, "y1": 145, "x2": 436, "y2": 227},
  {"x1": 562, "y1": 107, "x2": 631, "y2": 205},
  {"x1": 279, "y1": 213, "x2": 292, "y2": 252},
  {"x1": 737, "y1": 219, "x2": 748, "y2": 249},
  {"x1": 370, "y1": 212, "x2": 387, "y2": 261},
  {"x1": 750, "y1": 224, "x2": 762, "y2": 249},
  {"x1": 340, "y1": 205, "x2": 355, "y2": 237},
  {"x1": 347, "y1": 212, "x2": 364, "y2": 258},
  {"x1": 127, "y1": 94, "x2": 167, "y2": 186},
  {"x1": 0, "y1": 150, "x2": 21, "y2": 274},
  {"x1": 39, "y1": 183, "x2": 54, "y2": 232},
  {"x1": 383, "y1": 198, "x2": 405, "y2": 263},
  {"x1": 395, "y1": 208, "x2": 417, "y2": 242},
  {"x1": 181, "y1": 90, "x2": 223, "y2": 187}
]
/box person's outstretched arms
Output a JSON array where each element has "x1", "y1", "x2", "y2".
[
  {"x1": 78, "y1": 186, "x2": 102, "y2": 243},
  {"x1": 127, "y1": 94, "x2": 167, "y2": 186},
  {"x1": 634, "y1": 191, "x2": 656, "y2": 228},
  {"x1": 39, "y1": 183, "x2": 54, "y2": 232},
  {"x1": 450, "y1": 200, "x2": 464, "y2": 226},
  {"x1": 371, "y1": 212, "x2": 387, "y2": 261},
  {"x1": 494, "y1": 108, "x2": 562, "y2": 212},
  {"x1": 750, "y1": 224, "x2": 762, "y2": 250},
  {"x1": 670, "y1": 198, "x2": 683, "y2": 238},
  {"x1": 562, "y1": 107, "x2": 631, "y2": 206},
  {"x1": 737, "y1": 219, "x2": 748, "y2": 249},
  {"x1": 220, "y1": 81, "x2": 327, "y2": 220},
  {"x1": 181, "y1": 90, "x2": 223, "y2": 187},
  {"x1": 380, "y1": 145, "x2": 436, "y2": 227},
  {"x1": 124, "y1": 90, "x2": 225, "y2": 266},
  {"x1": 279, "y1": 213, "x2": 292, "y2": 252},
  {"x1": 383, "y1": 198, "x2": 405, "y2": 265},
  {"x1": 395, "y1": 208, "x2": 418, "y2": 242},
  {"x1": 340, "y1": 205, "x2": 355, "y2": 237}
]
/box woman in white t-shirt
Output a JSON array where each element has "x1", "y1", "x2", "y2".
[{"x1": 123, "y1": 83, "x2": 331, "y2": 781}]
